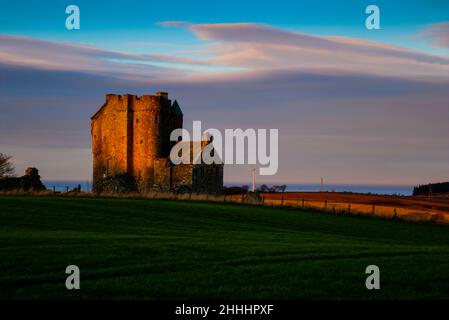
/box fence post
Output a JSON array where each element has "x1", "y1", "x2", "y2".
[
  {"x1": 281, "y1": 193, "x2": 284, "y2": 206},
  {"x1": 324, "y1": 200, "x2": 327, "y2": 209},
  {"x1": 241, "y1": 194, "x2": 244, "y2": 203},
  {"x1": 302, "y1": 199, "x2": 305, "y2": 208},
  {"x1": 262, "y1": 195, "x2": 265, "y2": 204},
  {"x1": 372, "y1": 205, "x2": 375, "y2": 216},
  {"x1": 393, "y1": 208, "x2": 397, "y2": 219},
  {"x1": 348, "y1": 204, "x2": 351, "y2": 214}
]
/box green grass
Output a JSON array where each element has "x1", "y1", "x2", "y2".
[{"x1": 0, "y1": 196, "x2": 448, "y2": 299}]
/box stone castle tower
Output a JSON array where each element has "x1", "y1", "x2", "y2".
[{"x1": 91, "y1": 92, "x2": 223, "y2": 193}]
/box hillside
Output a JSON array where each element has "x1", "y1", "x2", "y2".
[{"x1": 0, "y1": 196, "x2": 448, "y2": 299}]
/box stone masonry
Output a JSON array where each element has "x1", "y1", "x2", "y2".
[{"x1": 91, "y1": 92, "x2": 223, "y2": 193}]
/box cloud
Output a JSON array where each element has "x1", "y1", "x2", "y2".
[
  {"x1": 156, "y1": 21, "x2": 191, "y2": 27},
  {"x1": 421, "y1": 22, "x2": 449, "y2": 48},
  {"x1": 180, "y1": 23, "x2": 449, "y2": 77},
  {"x1": 1, "y1": 24, "x2": 449, "y2": 182},
  {"x1": 0, "y1": 35, "x2": 213, "y2": 80},
  {"x1": 2, "y1": 22, "x2": 449, "y2": 81},
  {"x1": 1, "y1": 61, "x2": 448, "y2": 183}
]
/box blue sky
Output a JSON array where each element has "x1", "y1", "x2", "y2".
[
  {"x1": 1, "y1": 0, "x2": 448, "y2": 52},
  {"x1": 0, "y1": 1, "x2": 448, "y2": 184}
]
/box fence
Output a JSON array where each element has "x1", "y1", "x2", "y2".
[
  {"x1": 203, "y1": 193, "x2": 448, "y2": 224},
  {"x1": 257, "y1": 194, "x2": 449, "y2": 224},
  {"x1": 3, "y1": 187, "x2": 447, "y2": 224}
]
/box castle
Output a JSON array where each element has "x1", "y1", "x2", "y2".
[{"x1": 91, "y1": 92, "x2": 223, "y2": 193}]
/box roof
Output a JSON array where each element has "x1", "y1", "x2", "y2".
[
  {"x1": 172, "y1": 100, "x2": 183, "y2": 116},
  {"x1": 173, "y1": 140, "x2": 222, "y2": 164}
]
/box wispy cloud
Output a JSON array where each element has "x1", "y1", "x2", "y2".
[
  {"x1": 421, "y1": 22, "x2": 449, "y2": 48},
  {"x1": 1, "y1": 23, "x2": 448, "y2": 182},
  {"x1": 3, "y1": 22, "x2": 449, "y2": 80},
  {"x1": 180, "y1": 23, "x2": 449, "y2": 77},
  {"x1": 0, "y1": 35, "x2": 215, "y2": 79},
  {"x1": 156, "y1": 21, "x2": 192, "y2": 27}
]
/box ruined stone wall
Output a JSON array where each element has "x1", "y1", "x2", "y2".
[
  {"x1": 191, "y1": 164, "x2": 224, "y2": 194},
  {"x1": 153, "y1": 158, "x2": 171, "y2": 191},
  {"x1": 152, "y1": 162, "x2": 223, "y2": 194},
  {"x1": 0, "y1": 168, "x2": 46, "y2": 192},
  {"x1": 172, "y1": 164, "x2": 194, "y2": 192}
]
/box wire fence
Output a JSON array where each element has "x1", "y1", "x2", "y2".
[
  {"x1": 2, "y1": 187, "x2": 448, "y2": 224},
  {"x1": 223, "y1": 193, "x2": 448, "y2": 224},
  {"x1": 258, "y1": 194, "x2": 449, "y2": 224}
]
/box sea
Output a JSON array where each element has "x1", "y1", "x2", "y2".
[{"x1": 43, "y1": 181, "x2": 413, "y2": 196}]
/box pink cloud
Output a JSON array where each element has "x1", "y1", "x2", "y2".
[
  {"x1": 156, "y1": 21, "x2": 191, "y2": 27},
  {"x1": 180, "y1": 23, "x2": 449, "y2": 77},
  {"x1": 2, "y1": 22, "x2": 449, "y2": 81},
  {"x1": 0, "y1": 34, "x2": 211, "y2": 80},
  {"x1": 421, "y1": 22, "x2": 449, "y2": 48}
]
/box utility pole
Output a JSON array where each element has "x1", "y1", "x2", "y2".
[
  {"x1": 320, "y1": 177, "x2": 324, "y2": 192},
  {"x1": 251, "y1": 168, "x2": 256, "y2": 193}
]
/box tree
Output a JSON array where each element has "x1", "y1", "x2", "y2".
[
  {"x1": 273, "y1": 185, "x2": 287, "y2": 193},
  {"x1": 0, "y1": 153, "x2": 15, "y2": 178}
]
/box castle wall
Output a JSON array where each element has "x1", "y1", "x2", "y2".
[
  {"x1": 153, "y1": 158, "x2": 172, "y2": 191},
  {"x1": 191, "y1": 164, "x2": 224, "y2": 194},
  {"x1": 92, "y1": 94, "x2": 130, "y2": 185},
  {"x1": 172, "y1": 164, "x2": 194, "y2": 191},
  {"x1": 92, "y1": 93, "x2": 174, "y2": 191},
  {"x1": 130, "y1": 95, "x2": 164, "y2": 190},
  {"x1": 92, "y1": 91, "x2": 223, "y2": 194}
]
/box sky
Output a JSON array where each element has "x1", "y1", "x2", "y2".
[{"x1": 0, "y1": 0, "x2": 448, "y2": 185}]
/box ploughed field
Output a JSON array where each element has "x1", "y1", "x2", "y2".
[
  {"x1": 261, "y1": 192, "x2": 449, "y2": 223},
  {"x1": 0, "y1": 196, "x2": 448, "y2": 299}
]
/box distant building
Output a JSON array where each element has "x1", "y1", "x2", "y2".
[
  {"x1": 91, "y1": 92, "x2": 223, "y2": 193},
  {"x1": 0, "y1": 168, "x2": 46, "y2": 192}
]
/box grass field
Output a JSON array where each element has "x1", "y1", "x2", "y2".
[{"x1": 0, "y1": 196, "x2": 448, "y2": 299}]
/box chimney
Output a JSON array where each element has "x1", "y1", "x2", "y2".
[{"x1": 156, "y1": 91, "x2": 168, "y2": 99}]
